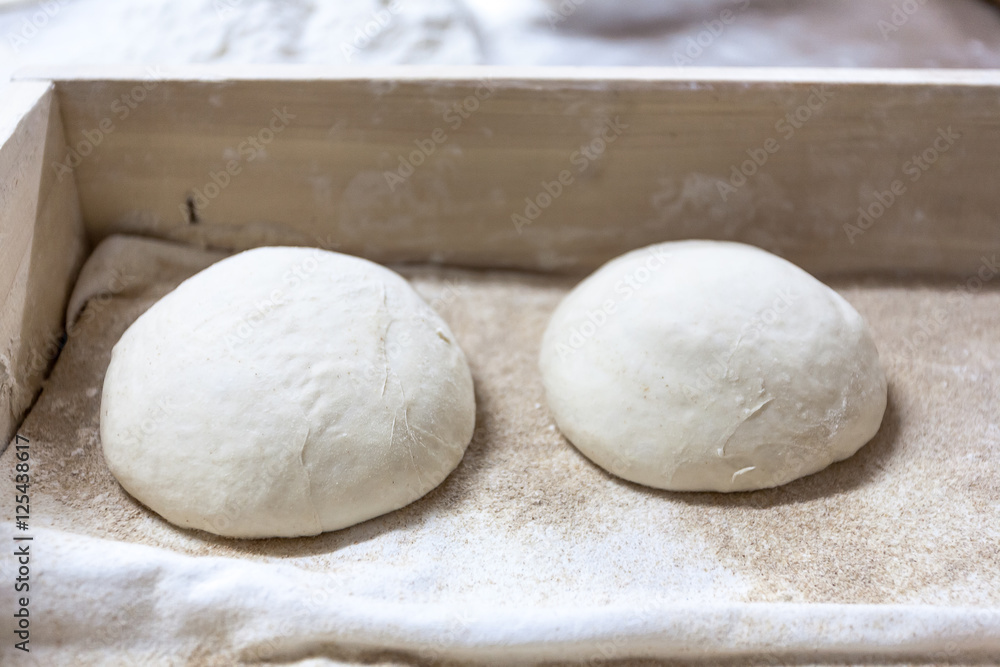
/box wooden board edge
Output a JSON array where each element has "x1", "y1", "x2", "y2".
[
  {"x1": 0, "y1": 81, "x2": 87, "y2": 450},
  {"x1": 12, "y1": 64, "x2": 1000, "y2": 88}
]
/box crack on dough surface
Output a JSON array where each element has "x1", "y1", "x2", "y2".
[
  {"x1": 731, "y1": 466, "x2": 757, "y2": 484},
  {"x1": 718, "y1": 395, "x2": 774, "y2": 458},
  {"x1": 297, "y1": 426, "x2": 322, "y2": 534},
  {"x1": 375, "y1": 280, "x2": 425, "y2": 485},
  {"x1": 378, "y1": 282, "x2": 391, "y2": 399},
  {"x1": 395, "y1": 379, "x2": 426, "y2": 487}
]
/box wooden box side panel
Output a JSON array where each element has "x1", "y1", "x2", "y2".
[
  {"x1": 44, "y1": 68, "x2": 1000, "y2": 276},
  {"x1": 0, "y1": 82, "x2": 87, "y2": 447}
]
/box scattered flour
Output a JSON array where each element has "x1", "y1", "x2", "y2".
[{"x1": 1, "y1": 0, "x2": 998, "y2": 84}]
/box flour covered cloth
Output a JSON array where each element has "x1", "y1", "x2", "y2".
[{"x1": 1, "y1": 235, "x2": 999, "y2": 664}]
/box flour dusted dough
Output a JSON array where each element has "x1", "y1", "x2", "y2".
[
  {"x1": 539, "y1": 241, "x2": 887, "y2": 492},
  {"x1": 100, "y1": 247, "x2": 475, "y2": 538}
]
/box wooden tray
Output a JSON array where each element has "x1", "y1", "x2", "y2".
[{"x1": 1, "y1": 67, "x2": 999, "y2": 663}]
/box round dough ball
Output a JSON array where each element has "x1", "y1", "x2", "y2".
[
  {"x1": 101, "y1": 247, "x2": 475, "y2": 538},
  {"x1": 539, "y1": 241, "x2": 887, "y2": 492}
]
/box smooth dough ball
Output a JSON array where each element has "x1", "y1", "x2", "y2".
[
  {"x1": 101, "y1": 247, "x2": 475, "y2": 538},
  {"x1": 539, "y1": 240, "x2": 887, "y2": 492}
]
